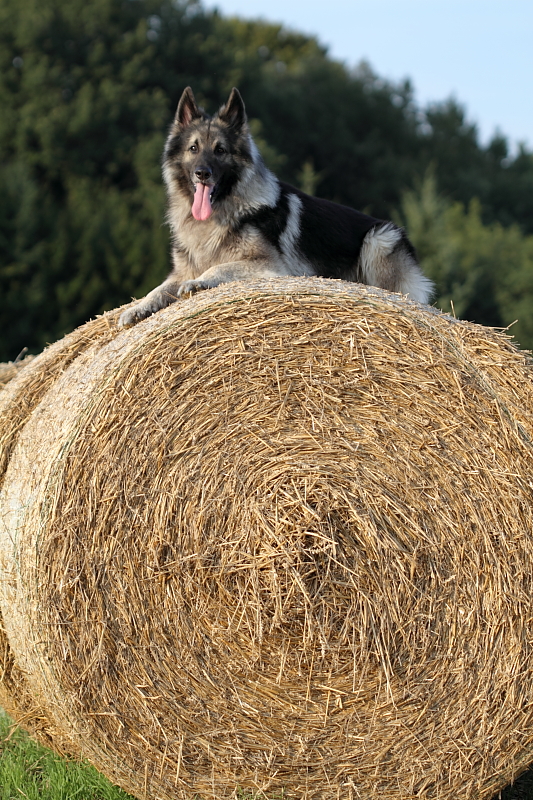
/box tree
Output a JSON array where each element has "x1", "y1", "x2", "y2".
[{"x1": 418, "y1": 100, "x2": 533, "y2": 235}]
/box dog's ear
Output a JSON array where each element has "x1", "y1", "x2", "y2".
[
  {"x1": 175, "y1": 87, "x2": 202, "y2": 128},
  {"x1": 218, "y1": 88, "x2": 247, "y2": 130}
]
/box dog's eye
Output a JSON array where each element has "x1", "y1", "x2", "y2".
[
  {"x1": 214, "y1": 145, "x2": 226, "y2": 155},
  {"x1": 189, "y1": 144, "x2": 198, "y2": 153}
]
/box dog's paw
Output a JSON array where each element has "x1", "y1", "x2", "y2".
[
  {"x1": 177, "y1": 279, "x2": 211, "y2": 297},
  {"x1": 118, "y1": 304, "x2": 154, "y2": 328}
]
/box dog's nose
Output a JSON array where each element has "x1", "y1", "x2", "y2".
[{"x1": 195, "y1": 167, "x2": 212, "y2": 182}]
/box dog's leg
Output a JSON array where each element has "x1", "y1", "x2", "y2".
[
  {"x1": 176, "y1": 260, "x2": 291, "y2": 297},
  {"x1": 118, "y1": 260, "x2": 294, "y2": 327},
  {"x1": 118, "y1": 277, "x2": 182, "y2": 327}
]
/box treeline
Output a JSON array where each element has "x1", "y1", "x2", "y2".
[{"x1": 1, "y1": 0, "x2": 533, "y2": 360}]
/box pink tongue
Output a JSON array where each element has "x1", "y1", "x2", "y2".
[{"x1": 192, "y1": 184, "x2": 213, "y2": 221}]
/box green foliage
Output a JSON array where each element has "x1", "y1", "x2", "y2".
[
  {"x1": 0, "y1": 712, "x2": 133, "y2": 800},
  {"x1": 420, "y1": 102, "x2": 533, "y2": 234},
  {"x1": 1, "y1": 0, "x2": 533, "y2": 359},
  {"x1": 399, "y1": 173, "x2": 533, "y2": 351}
]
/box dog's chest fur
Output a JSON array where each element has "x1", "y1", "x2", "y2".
[{"x1": 170, "y1": 199, "x2": 276, "y2": 278}]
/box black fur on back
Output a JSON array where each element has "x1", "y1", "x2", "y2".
[
  {"x1": 239, "y1": 182, "x2": 384, "y2": 280},
  {"x1": 290, "y1": 184, "x2": 383, "y2": 279}
]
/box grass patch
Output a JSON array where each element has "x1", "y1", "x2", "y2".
[{"x1": 0, "y1": 711, "x2": 134, "y2": 800}]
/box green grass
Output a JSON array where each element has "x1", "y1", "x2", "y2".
[
  {"x1": 0, "y1": 711, "x2": 134, "y2": 800},
  {"x1": 2, "y1": 709, "x2": 533, "y2": 800}
]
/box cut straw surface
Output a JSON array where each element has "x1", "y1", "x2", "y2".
[{"x1": 1, "y1": 278, "x2": 533, "y2": 799}]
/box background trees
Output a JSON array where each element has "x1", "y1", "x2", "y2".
[
  {"x1": 399, "y1": 173, "x2": 533, "y2": 348},
  {"x1": 1, "y1": 0, "x2": 533, "y2": 360}
]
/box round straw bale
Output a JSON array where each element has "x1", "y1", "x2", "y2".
[{"x1": 1, "y1": 278, "x2": 533, "y2": 800}]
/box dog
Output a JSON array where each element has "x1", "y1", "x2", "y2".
[{"x1": 118, "y1": 87, "x2": 433, "y2": 327}]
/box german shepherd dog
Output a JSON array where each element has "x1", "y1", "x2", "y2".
[{"x1": 118, "y1": 87, "x2": 433, "y2": 327}]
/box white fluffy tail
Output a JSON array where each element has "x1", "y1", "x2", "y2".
[{"x1": 359, "y1": 223, "x2": 434, "y2": 305}]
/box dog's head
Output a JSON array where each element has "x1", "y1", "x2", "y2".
[{"x1": 163, "y1": 87, "x2": 255, "y2": 221}]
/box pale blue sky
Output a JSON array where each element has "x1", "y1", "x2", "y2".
[{"x1": 207, "y1": 0, "x2": 532, "y2": 151}]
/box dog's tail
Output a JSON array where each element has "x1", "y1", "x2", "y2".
[{"x1": 359, "y1": 223, "x2": 434, "y2": 304}]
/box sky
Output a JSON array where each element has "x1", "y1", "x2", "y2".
[{"x1": 206, "y1": 0, "x2": 533, "y2": 152}]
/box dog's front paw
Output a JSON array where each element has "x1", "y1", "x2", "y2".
[
  {"x1": 177, "y1": 279, "x2": 211, "y2": 297},
  {"x1": 118, "y1": 303, "x2": 155, "y2": 328}
]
